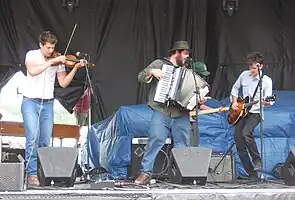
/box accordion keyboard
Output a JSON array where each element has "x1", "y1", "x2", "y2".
[{"x1": 154, "y1": 64, "x2": 175, "y2": 103}]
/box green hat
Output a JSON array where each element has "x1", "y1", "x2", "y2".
[{"x1": 193, "y1": 62, "x2": 210, "y2": 76}]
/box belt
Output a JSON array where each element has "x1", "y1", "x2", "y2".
[{"x1": 24, "y1": 96, "x2": 54, "y2": 103}]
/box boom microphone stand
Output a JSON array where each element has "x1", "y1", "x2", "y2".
[
  {"x1": 187, "y1": 58, "x2": 200, "y2": 147},
  {"x1": 256, "y1": 65, "x2": 281, "y2": 185},
  {"x1": 84, "y1": 54, "x2": 94, "y2": 182},
  {"x1": 79, "y1": 54, "x2": 110, "y2": 187},
  {"x1": 257, "y1": 65, "x2": 265, "y2": 181}
]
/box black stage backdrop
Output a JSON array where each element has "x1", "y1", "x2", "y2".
[{"x1": 0, "y1": 0, "x2": 295, "y2": 123}]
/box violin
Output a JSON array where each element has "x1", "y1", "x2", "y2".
[{"x1": 50, "y1": 51, "x2": 95, "y2": 68}]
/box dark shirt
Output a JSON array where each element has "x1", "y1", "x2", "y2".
[{"x1": 138, "y1": 58, "x2": 189, "y2": 118}]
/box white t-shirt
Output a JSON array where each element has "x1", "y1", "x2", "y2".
[{"x1": 23, "y1": 49, "x2": 65, "y2": 99}]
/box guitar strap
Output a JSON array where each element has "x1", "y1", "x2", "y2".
[{"x1": 251, "y1": 72, "x2": 264, "y2": 101}]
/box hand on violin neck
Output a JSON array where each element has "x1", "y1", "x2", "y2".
[{"x1": 73, "y1": 59, "x2": 87, "y2": 69}]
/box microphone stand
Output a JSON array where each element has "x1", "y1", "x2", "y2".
[
  {"x1": 257, "y1": 67, "x2": 265, "y2": 182},
  {"x1": 84, "y1": 54, "x2": 93, "y2": 182},
  {"x1": 188, "y1": 59, "x2": 200, "y2": 147},
  {"x1": 81, "y1": 55, "x2": 110, "y2": 187}
]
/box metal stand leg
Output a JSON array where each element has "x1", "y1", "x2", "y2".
[
  {"x1": 0, "y1": 135, "x2": 2, "y2": 163},
  {"x1": 212, "y1": 143, "x2": 236, "y2": 183},
  {"x1": 230, "y1": 152, "x2": 236, "y2": 183},
  {"x1": 190, "y1": 116, "x2": 199, "y2": 147}
]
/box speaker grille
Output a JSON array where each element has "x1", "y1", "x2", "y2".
[{"x1": 0, "y1": 163, "x2": 24, "y2": 191}]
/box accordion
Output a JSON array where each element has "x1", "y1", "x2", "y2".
[{"x1": 154, "y1": 64, "x2": 210, "y2": 110}]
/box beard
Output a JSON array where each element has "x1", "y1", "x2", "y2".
[{"x1": 175, "y1": 56, "x2": 184, "y2": 66}]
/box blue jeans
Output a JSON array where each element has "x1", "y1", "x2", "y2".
[
  {"x1": 141, "y1": 110, "x2": 190, "y2": 174},
  {"x1": 21, "y1": 97, "x2": 54, "y2": 176}
]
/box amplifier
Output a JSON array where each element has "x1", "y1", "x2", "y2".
[
  {"x1": 128, "y1": 137, "x2": 172, "y2": 180},
  {"x1": 207, "y1": 152, "x2": 235, "y2": 183},
  {"x1": 0, "y1": 162, "x2": 24, "y2": 191}
]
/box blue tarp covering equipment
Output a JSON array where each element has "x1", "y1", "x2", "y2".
[{"x1": 83, "y1": 90, "x2": 295, "y2": 180}]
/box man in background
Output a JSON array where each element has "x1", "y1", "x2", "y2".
[
  {"x1": 74, "y1": 87, "x2": 91, "y2": 147},
  {"x1": 193, "y1": 62, "x2": 210, "y2": 78},
  {"x1": 193, "y1": 62, "x2": 212, "y2": 110}
]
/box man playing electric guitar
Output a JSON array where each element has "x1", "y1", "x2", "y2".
[{"x1": 230, "y1": 52, "x2": 273, "y2": 180}]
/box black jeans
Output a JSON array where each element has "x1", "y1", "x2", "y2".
[{"x1": 234, "y1": 113, "x2": 261, "y2": 174}]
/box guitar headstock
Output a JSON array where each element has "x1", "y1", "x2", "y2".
[{"x1": 265, "y1": 94, "x2": 276, "y2": 102}]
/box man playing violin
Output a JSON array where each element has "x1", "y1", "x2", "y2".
[
  {"x1": 230, "y1": 52, "x2": 273, "y2": 180},
  {"x1": 22, "y1": 31, "x2": 85, "y2": 187}
]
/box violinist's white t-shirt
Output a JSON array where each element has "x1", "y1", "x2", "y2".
[{"x1": 23, "y1": 49, "x2": 65, "y2": 99}]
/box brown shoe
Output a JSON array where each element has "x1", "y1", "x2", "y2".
[
  {"x1": 134, "y1": 173, "x2": 151, "y2": 185},
  {"x1": 27, "y1": 176, "x2": 40, "y2": 187}
]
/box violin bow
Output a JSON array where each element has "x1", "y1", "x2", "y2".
[{"x1": 63, "y1": 23, "x2": 78, "y2": 55}]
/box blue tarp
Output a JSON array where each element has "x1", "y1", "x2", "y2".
[{"x1": 84, "y1": 90, "x2": 295, "y2": 180}]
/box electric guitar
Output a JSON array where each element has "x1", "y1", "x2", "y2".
[
  {"x1": 227, "y1": 95, "x2": 276, "y2": 125},
  {"x1": 190, "y1": 107, "x2": 229, "y2": 116}
]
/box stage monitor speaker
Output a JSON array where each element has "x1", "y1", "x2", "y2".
[
  {"x1": 128, "y1": 137, "x2": 172, "y2": 180},
  {"x1": 168, "y1": 147, "x2": 212, "y2": 185},
  {"x1": 37, "y1": 147, "x2": 78, "y2": 187},
  {"x1": 282, "y1": 148, "x2": 295, "y2": 186}
]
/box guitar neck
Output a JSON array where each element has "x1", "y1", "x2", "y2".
[
  {"x1": 190, "y1": 107, "x2": 229, "y2": 116},
  {"x1": 244, "y1": 100, "x2": 259, "y2": 107},
  {"x1": 244, "y1": 95, "x2": 275, "y2": 107},
  {"x1": 199, "y1": 108, "x2": 221, "y2": 115}
]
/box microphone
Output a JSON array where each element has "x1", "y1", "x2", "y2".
[
  {"x1": 186, "y1": 57, "x2": 193, "y2": 61},
  {"x1": 184, "y1": 57, "x2": 193, "y2": 67},
  {"x1": 76, "y1": 52, "x2": 88, "y2": 58},
  {"x1": 256, "y1": 63, "x2": 263, "y2": 81}
]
